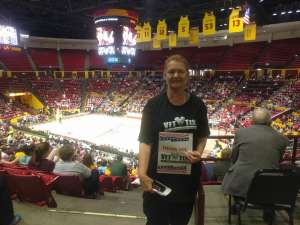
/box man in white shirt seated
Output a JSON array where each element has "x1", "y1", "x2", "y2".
[
  {"x1": 54, "y1": 144, "x2": 91, "y2": 179},
  {"x1": 54, "y1": 144, "x2": 100, "y2": 198}
]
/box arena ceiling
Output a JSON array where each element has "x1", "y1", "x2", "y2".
[{"x1": 0, "y1": 0, "x2": 300, "y2": 39}]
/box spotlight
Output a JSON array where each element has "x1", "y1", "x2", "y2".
[
  {"x1": 296, "y1": 9, "x2": 300, "y2": 13},
  {"x1": 220, "y1": 8, "x2": 225, "y2": 11},
  {"x1": 281, "y1": 11, "x2": 286, "y2": 15},
  {"x1": 272, "y1": 13, "x2": 277, "y2": 16},
  {"x1": 288, "y1": 10, "x2": 293, "y2": 14}
]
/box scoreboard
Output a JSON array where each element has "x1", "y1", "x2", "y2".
[
  {"x1": 0, "y1": 25, "x2": 18, "y2": 46},
  {"x1": 94, "y1": 9, "x2": 138, "y2": 65}
]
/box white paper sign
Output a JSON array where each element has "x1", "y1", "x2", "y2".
[{"x1": 157, "y1": 132, "x2": 193, "y2": 175}]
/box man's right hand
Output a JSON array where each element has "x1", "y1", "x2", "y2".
[{"x1": 139, "y1": 174, "x2": 153, "y2": 192}]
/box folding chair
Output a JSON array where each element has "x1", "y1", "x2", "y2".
[
  {"x1": 53, "y1": 175, "x2": 85, "y2": 197},
  {"x1": 228, "y1": 169, "x2": 300, "y2": 225},
  {"x1": 7, "y1": 172, "x2": 57, "y2": 208}
]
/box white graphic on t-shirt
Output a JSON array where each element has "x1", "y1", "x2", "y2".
[{"x1": 163, "y1": 116, "x2": 197, "y2": 131}]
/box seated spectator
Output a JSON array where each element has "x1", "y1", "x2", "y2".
[
  {"x1": 222, "y1": 108, "x2": 288, "y2": 222},
  {"x1": 111, "y1": 155, "x2": 130, "y2": 190},
  {"x1": 28, "y1": 142, "x2": 55, "y2": 172},
  {"x1": 97, "y1": 160, "x2": 107, "y2": 175},
  {"x1": 212, "y1": 148, "x2": 232, "y2": 181},
  {"x1": 54, "y1": 144, "x2": 99, "y2": 198},
  {"x1": 54, "y1": 144, "x2": 91, "y2": 179},
  {"x1": 82, "y1": 153, "x2": 97, "y2": 170},
  {"x1": 111, "y1": 155, "x2": 127, "y2": 177},
  {"x1": 1, "y1": 144, "x2": 34, "y2": 166}
]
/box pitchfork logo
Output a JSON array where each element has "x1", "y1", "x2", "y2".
[
  {"x1": 174, "y1": 117, "x2": 185, "y2": 126},
  {"x1": 163, "y1": 116, "x2": 197, "y2": 131}
]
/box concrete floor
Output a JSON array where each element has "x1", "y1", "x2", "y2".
[{"x1": 13, "y1": 186, "x2": 300, "y2": 225}]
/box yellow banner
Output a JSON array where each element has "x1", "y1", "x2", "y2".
[
  {"x1": 84, "y1": 71, "x2": 89, "y2": 79},
  {"x1": 229, "y1": 9, "x2": 243, "y2": 33},
  {"x1": 136, "y1": 25, "x2": 143, "y2": 43},
  {"x1": 189, "y1": 27, "x2": 199, "y2": 45},
  {"x1": 202, "y1": 12, "x2": 216, "y2": 36},
  {"x1": 153, "y1": 35, "x2": 161, "y2": 49},
  {"x1": 156, "y1": 19, "x2": 167, "y2": 40},
  {"x1": 244, "y1": 24, "x2": 256, "y2": 41},
  {"x1": 143, "y1": 22, "x2": 152, "y2": 42},
  {"x1": 178, "y1": 16, "x2": 190, "y2": 38},
  {"x1": 168, "y1": 33, "x2": 177, "y2": 48}
]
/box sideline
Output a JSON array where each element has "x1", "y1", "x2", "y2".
[{"x1": 48, "y1": 209, "x2": 146, "y2": 220}]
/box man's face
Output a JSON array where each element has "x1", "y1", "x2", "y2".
[{"x1": 164, "y1": 60, "x2": 188, "y2": 91}]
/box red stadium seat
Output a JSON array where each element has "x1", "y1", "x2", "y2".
[
  {"x1": 53, "y1": 174, "x2": 85, "y2": 197},
  {"x1": 99, "y1": 175, "x2": 116, "y2": 193},
  {"x1": 7, "y1": 172, "x2": 57, "y2": 207}
]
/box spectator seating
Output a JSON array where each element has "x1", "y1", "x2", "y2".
[
  {"x1": 89, "y1": 50, "x2": 105, "y2": 69},
  {"x1": 255, "y1": 38, "x2": 300, "y2": 67},
  {"x1": 218, "y1": 42, "x2": 266, "y2": 70},
  {"x1": 54, "y1": 175, "x2": 85, "y2": 197},
  {"x1": 61, "y1": 49, "x2": 86, "y2": 71},
  {"x1": 29, "y1": 48, "x2": 59, "y2": 69},
  {"x1": 0, "y1": 49, "x2": 32, "y2": 71}
]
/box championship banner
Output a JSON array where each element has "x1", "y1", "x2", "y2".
[
  {"x1": 143, "y1": 22, "x2": 152, "y2": 42},
  {"x1": 202, "y1": 12, "x2": 216, "y2": 36},
  {"x1": 153, "y1": 35, "x2": 161, "y2": 49},
  {"x1": 189, "y1": 27, "x2": 199, "y2": 45},
  {"x1": 135, "y1": 25, "x2": 143, "y2": 43},
  {"x1": 168, "y1": 33, "x2": 177, "y2": 48},
  {"x1": 178, "y1": 16, "x2": 190, "y2": 38},
  {"x1": 244, "y1": 23, "x2": 256, "y2": 41},
  {"x1": 157, "y1": 132, "x2": 192, "y2": 175},
  {"x1": 156, "y1": 19, "x2": 167, "y2": 40},
  {"x1": 229, "y1": 9, "x2": 243, "y2": 33}
]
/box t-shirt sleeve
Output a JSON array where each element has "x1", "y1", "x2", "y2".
[
  {"x1": 138, "y1": 101, "x2": 155, "y2": 144},
  {"x1": 196, "y1": 100, "x2": 210, "y2": 138},
  {"x1": 76, "y1": 163, "x2": 92, "y2": 179}
]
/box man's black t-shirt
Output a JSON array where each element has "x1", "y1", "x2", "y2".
[{"x1": 138, "y1": 92, "x2": 210, "y2": 203}]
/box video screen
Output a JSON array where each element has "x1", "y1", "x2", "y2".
[
  {"x1": 122, "y1": 26, "x2": 136, "y2": 46},
  {"x1": 96, "y1": 27, "x2": 114, "y2": 46},
  {"x1": 0, "y1": 25, "x2": 18, "y2": 46}
]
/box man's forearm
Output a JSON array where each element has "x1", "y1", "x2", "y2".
[
  {"x1": 138, "y1": 143, "x2": 151, "y2": 177},
  {"x1": 196, "y1": 137, "x2": 207, "y2": 157}
]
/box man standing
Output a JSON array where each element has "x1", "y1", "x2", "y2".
[
  {"x1": 138, "y1": 54, "x2": 210, "y2": 225},
  {"x1": 222, "y1": 107, "x2": 288, "y2": 220}
]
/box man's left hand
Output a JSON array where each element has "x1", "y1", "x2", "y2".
[{"x1": 185, "y1": 151, "x2": 202, "y2": 163}]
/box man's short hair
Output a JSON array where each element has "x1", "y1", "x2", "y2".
[
  {"x1": 164, "y1": 54, "x2": 189, "y2": 71},
  {"x1": 58, "y1": 144, "x2": 75, "y2": 161},
  {"x1": 252, "y1": 107, "x2": 272, "y2": 125}
]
